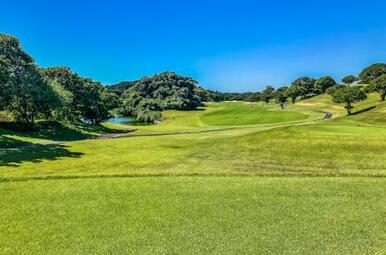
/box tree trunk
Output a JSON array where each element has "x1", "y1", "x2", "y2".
[
  {"x1": 381, "y1": 92, "x2": 385, "y2": 101},
  {"x1": 346, "y1": 103, "x2": 352, "y2": 115}
]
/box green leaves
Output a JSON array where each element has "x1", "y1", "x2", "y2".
[
  {"x1": 0, "y1": 34, "x2": 58, "y2": 127},
  {"x1": 341, "y1": 75, "x2": 359, "y2": 85},
  {"x1": 120, "y1": 72, "x2": 201, "y2": 122},
  {"x1": 368, "y1": 74, "x2": 386, "y2": 101},
  {"x1": 331, "y1": 86, "x2": 367, "y2": 115},
  {"x1": 359, "y1": 63, "x2": 386, "y2": 83},
  {"x1": 314, "y1": 76, "x2": 336, "y2": 94}
]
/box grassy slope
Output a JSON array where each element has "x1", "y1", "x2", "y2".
[
  {"x1": 1, "y1": 96, "x2": 386, "y2": 179},
  {"x1": 1, "y1": 95, "x2": 386, "y2": 254}
]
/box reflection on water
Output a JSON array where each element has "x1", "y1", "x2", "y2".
[{"x1": 106, "y1": 116, "x2": 151, "y2": 126}]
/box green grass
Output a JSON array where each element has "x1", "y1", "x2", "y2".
[
  {"x1": 1, "y1": 95, "x2": 386, "y2": 254},
  {"x1": 200, "y1": 102, "x2": 308, "y2": 126},
  {"x1": 1, "y1": 177, "x2": 385, "y2": 254},
  {"x1": 1, "y1": 122, "x2": 386, "y2": 178}
]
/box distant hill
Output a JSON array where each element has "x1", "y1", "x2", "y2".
[{"x1": 107, "y1": 81, "x2": 137, "y2": 95}]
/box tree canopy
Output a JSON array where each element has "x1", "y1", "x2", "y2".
[
  {"x1": 331, "y1": 86, "x2": 367, "y2": 115},
  {"x1": 368, "y1": 74, "x2": 386, "y2": 101},
  {"x1": 120, "y1": 72, "x2": 201, "y2": 122},
  {"x1": 291, "y1": 77, "x2": 316, "y2": 99},
  {"x1": 0, "y1": 34, "x2": 58, "y2": 127},
  {"x1": 41, "y1": 67, "x2": 119, "y2": 124},
  {"x1": 261, "y1": 86, "x2": 275, "y2": 103},
  {"x1": 359, "y1": 63, "x2": 386, "y2": 83},
  {"x1": 342, "y1": 75, "x2": 359, "y2": 85},
  {"x1": 314, "y1": 76, "x2": 336, "y2": 94}
]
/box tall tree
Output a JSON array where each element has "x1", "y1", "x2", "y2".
[
  {"x1": 261, "y1": 86, "x2": 275, "y2": 103},
  {"x1": 368, "y1": 74, "x2": 386, "y2": 101},
  {"x1": 285, "y1": 85, "x2": 301, "y2": 104},
  {"x1": 81, "y1": 79, "x2": 119, "y2": 124},
  {"x1": 121, "y1": 72, "x2": 201, "y2": 122},
  {"x1": 42, "y1": 67, "x2": 118, "y2": 124},
  {"x1": 0, "y1": 34, "x2": 58, "y2": 127},
  {"x1": 274, "y1": 86, "x2": 288, "y2": 105},
  {"x1": 331, "y1": 86, "x2": 367, "y2": 115},
  {"x1": 359, "y1": 63, "x2": 386, "y2": 83},
  {"x1": 314, "y1": 76, "x2": 336, "y2": 94},
  {"x1": 291, "y1": 77, "x2": 316, "y2": 99}
]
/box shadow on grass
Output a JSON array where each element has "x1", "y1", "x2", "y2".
[
  {"x1": 0, "y1": 121, "x2": 126, "y2": 142},
  {"x1": 0, "y1": 135, "x2": 31, "y2": 149},
  {"x1": 0, "y1": 143, "x2": 83, "y2": 167},
  {"x1": 351, "y1": 106, "x2": 377, "y2": 115}
]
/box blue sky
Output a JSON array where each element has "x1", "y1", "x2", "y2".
[{"x1": 1, "y1": 0, "x2": 386, "y2": 91}]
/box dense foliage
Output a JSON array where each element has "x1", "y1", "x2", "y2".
[
  {"x1": 368, "y1": 74, "x2": 386, "y2": 101},
  {"x1": 314, "y1": 76, "x2": 336, "y2": 94},
  {"x1": 342, "y1": 75, "x2": 359, "y2": 85},
  {"x1": 359, "y1": 63, "x2": 386, "y2": 83},
  {"x1": 0, "y1": 34, "x2": 118, "y2": 127},
  {"x1": 331, "y1": 86, "x2": 367, "y2": 115},
  {"x1": 0, "y1": 34, "x2": 58, "y2": 127},
  {"x1": 41, "y1": 67, "x2": 119, "y2": 124},
  {"x1": 120, "y1": 72, "x2": 201, "y2": 122},
  {"x1": 107, "y1": 81, "x2": 136, "y2": 96},
  {"x1": 291, "y1": 76, "x2": 317, "y2": 99}
]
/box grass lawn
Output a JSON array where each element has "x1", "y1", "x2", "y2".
[
  {"x1": 1, "y1": 95, "x2": 386, "y2": 254},
  {"x1": 1, "y1": 177, "x2": 385, "y2": 254}
]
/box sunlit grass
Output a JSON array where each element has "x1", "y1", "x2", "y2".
[{"x1": 1, "y1": 95, "x2": 386, "y2": 254}]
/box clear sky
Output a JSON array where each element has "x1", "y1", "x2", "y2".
[{"x1": 1, "y1": 0, "x2": 386, "y2": 92}]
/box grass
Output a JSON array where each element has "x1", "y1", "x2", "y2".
[
  {"x1": 200, "y1": 102, "x2": 308, "y2": 126},
  {"x1": 1, "y1": 95, "x2": 386, "y2": 254},
  {"x1": 1, "y1": 177, "x2": 385, "y2": 254}
]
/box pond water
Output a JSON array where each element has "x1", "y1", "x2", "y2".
[{"x1": 105, "y1": 116, "x2": 150, "y2": 126}]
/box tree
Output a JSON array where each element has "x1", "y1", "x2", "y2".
[
  {"x1": 274, "y1": 86, "x2": 288, "y2": 104},
  {"x1": 41, "y1": 67, "x2": 118, "y2": 124},
  {"x1": 246, "y1": 92, "x2": 261, "y2": 102},
  {"x1": 368, "y1": 74, "x2": 386, "y2": 101},
  {"x1": 285, "y1": 85, "x2": 301, "y2": 104},
  {"x1": 261, "y1": 86, "x2": 275, "y2": 103},
  {"x1": 0, "y1": 34, "x2": 58, "y2": 127},
  {"x1": 81, "y1": 79, "x2": 119, "y2": 124},
  {"x1": 341, "y1": 75, "x2": 359, "y2": 85},
  {"x1": 121, "y1": 72, "x2": 201, "y2": 122},
  {"x1": 291, "y1": 77, "x2": 316, "y2": 99},
  {"x1": 325, "y1": 85, "x2": 344, "y2": 96},
  {"x1": 314, "y1": 76, "x2": 336, "y2": 94},
  {"x1": 331, "y1": 86, "x2": 367, "y2": 115},
  {"x1": 359, "y1": 63, "x2": 386, "y2": 83}
]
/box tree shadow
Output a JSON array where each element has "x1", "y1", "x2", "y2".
[
  {"x1": 0, "y1": 142, "x2": 83, "y2": 167},
  {"x1": 351, "y1": 106, "x2": 377, "y2": 115},
  {"x1": 0, "y1": 135, "x2": 31, "y2": 148},
  {"x1": 0, "y1": 121, "x2": 125, "y2": 142}
]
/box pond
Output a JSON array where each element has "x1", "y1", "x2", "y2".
[{"x1": 105, "y1": 116, "x2": 150, "y2": 126}]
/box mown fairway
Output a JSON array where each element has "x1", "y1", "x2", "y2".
[
  {"x1": 1, "y1": 177, "x2": 385, "y2": 254},
  {"x1": 1, "y1": 97, "x2": 386, "y2": 254}
]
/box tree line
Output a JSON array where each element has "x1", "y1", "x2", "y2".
[
  {"x1": 0, "y1": 34, "x2": 119, "y2": 127},
  {"x1": 192, "y1": 64, "x2": 385, "y2": 115},
  {"x1": 1, "y1": 33, "x2": 386, "y2": 129}
]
